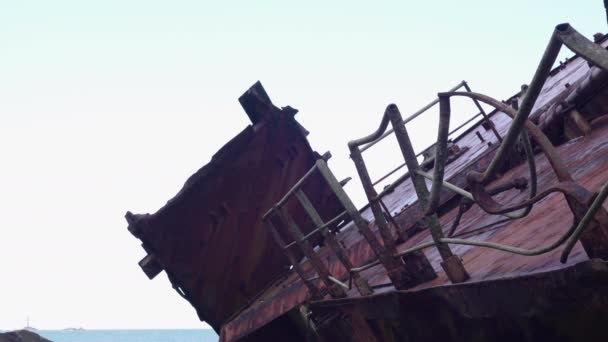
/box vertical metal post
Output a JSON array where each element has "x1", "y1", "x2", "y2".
[
  {"x1": 295, "y1": 189, "x2": 373, "y2": 296},
  {"x1": 349, "y1": 146, "x2": 398, "y2": 254},
  {"x1": 386, "y1": 104, "x2": 469, "y2": 283},
  {"x1": 275, "y1": 207, "x2": 346, "y2": 298},
  {"x1": 265, "y1": 220, "x2": 322, "y2": 298}
]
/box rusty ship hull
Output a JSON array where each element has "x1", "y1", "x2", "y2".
[{"x1": 127, "y1": 24, "x2": 608, "y2": 341}]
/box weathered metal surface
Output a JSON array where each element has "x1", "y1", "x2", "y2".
[
  {"x1": 219, "y1": 32, "x2": 608, "y2": 341},
  {"x1": 311, "y1": 259, "x2": 608, "y2": 342},
  {"x1": 126, "y1": 82, "x2": 344, "y2": 331}
]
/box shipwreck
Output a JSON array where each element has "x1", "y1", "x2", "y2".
[{"x1": 126, "y1": 23, "x2": 608, "y2": 341}]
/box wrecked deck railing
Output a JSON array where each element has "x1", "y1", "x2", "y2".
[
  {"x1": 359, "y1": 81, "x2": 501, "y2": 154},
  {"x1": 349, "y1": 23, "x2": 608, "y2": 282},
  {"x1": 262, "y1": 23, "x2": 608, "y2": 301},
  {"x1": 359, "y1": 80, "x2": 502, "y2": 190},
  {"x1": 263, "y1": 156, "x2": 438, "y2": 295},
  {"x1": 262, "y1": 158, "x2": 377, "y2": 297}
]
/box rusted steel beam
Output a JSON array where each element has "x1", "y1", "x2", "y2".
[
  {"x1": 275, "y1": 208, "x2": 347, "y2": 298},
  {"x1": 386, "y1": 104, "x2": 469, "y2": 283},
  {"x1": 294, "y1": 189, "x2": 373, "y2": 296},
  {"x1": 265, "y1": 220, "x2": 323, "y2": 299}
]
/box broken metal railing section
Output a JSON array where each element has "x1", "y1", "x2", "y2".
[
  {"x1": 349, "y1": 103, "x2": 470, "y2": 283},
  {"x1": 262, "y1": 159, "x2": 376, "y2": 298},
  {"x1": 263, "y1": 23, "x2": 608, "y2": 301},
  {"x1": 352, "y1": 24, "x2": 608, "y2": 278},
  {"x1": 360, "y1": 80, "x2": 502, "y2": 189}
]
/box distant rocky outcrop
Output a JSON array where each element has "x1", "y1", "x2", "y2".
[{"x1": 0, "y1": 330, "x2": 52, "y2": 342}]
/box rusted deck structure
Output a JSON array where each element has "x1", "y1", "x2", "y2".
[{"x1": 127, "y1": 24, "x2": 608, "y2": 341}]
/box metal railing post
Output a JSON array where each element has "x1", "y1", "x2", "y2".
[
  {"x1": 349, "y1": 146, "x2": 398, "y2": 255},
  {"x1": 386, "y1": 104, "x2": 470, "y2": 283},
  {"x1": 294, "y1": 189, "x2": 373, "y2": 296},
  {"x1": 274, "y1": 207, "x2": 347, "y2": 298},
  {"x1": 264, "y1": 220, "x2": 323, "y2": 298}
]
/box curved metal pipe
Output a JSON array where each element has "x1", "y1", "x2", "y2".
[
  {"x1": 394, "y1": 221, "x2": 576, "y2": 258},
  {"x1": 348, "y1": 112, "x2": 391, "y2": 149},
  {"x1": 445, "y1": 91, "x2": 573, "y2": 182},
  {"x1": 502, "y1": 130, "x2": 538, "y2": 219}
]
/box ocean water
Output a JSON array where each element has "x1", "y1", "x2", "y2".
[{"x1": 35, "y1": 329, "x2": 218, "y2": 342}]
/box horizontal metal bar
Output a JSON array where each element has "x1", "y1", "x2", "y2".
[
  {"x1": 371, "y1": 162, "x2": 407, "y2": 187},
  {"x1": 262, "y1": 164, "x2": 319, "y2": 219},
  {"x1": 359, "y1": 81, "x2": 466, "y2": 153},
  {"x1": 415, "y1": 169, "x2": 473, "y2": 200},
  {"x1": 371, "y1": 111, "x2": 484, "y2": 188},
  {"x1": 350, "y1": 259, "x2": 381, "y2": 273},
  {"x1": 371, "y1": 150, "x2": 426, "y2": 187},
  {"x1": 328, "y1": 276, "x2": 350, "y2": 290},
  {"x1": 283, "y1": 211, "x2": 348, "y2": 250},
  {"x1": 306, "y1": 275, "x2": 350, "y2": 291}
]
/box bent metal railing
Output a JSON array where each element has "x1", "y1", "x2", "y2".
[
  {"x1": 361, "y1": 80, "x2": 502, "y2": 190},
  {"x1": 349, "y1": 23, "x2": 608, "y2": 280},
  {"x1": 263, "y1": 23, "x2": 608, "y2": 296}
]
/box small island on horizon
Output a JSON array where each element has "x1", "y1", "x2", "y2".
[{"x1": 61, "y1": 327, "x2": 85, "y2": 331}]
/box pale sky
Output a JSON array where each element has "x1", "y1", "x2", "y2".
[{"x1": 0, "y1": 0, "x2": 604, "y2": 332}]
